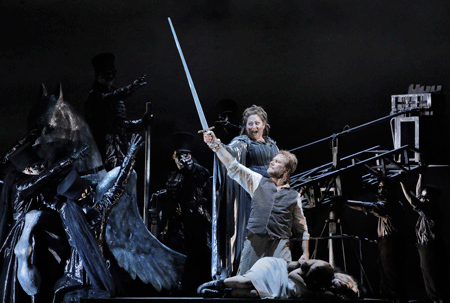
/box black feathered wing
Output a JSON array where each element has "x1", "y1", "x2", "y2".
[{"x1": 95, "y1": 168, "x2": 186, "y2": 292}]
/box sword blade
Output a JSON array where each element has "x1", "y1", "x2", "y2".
[{"x1": 168, "y1": 17, "x2": 209, "y2": 130}]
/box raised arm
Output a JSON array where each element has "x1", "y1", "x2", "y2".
[
  {"x1": 416, "y1": 160, "x2": 427, "y2": 196},
  {"x1": 95, "y1": 134, "x2": 144, "y2": 247},
  {"x1": 416, "y1": 173, "x2": 423, "y2": 197},
  {"x1": 101, "y1": 75, "x2": 147, "y2": 100},
  {"x1": 203, "y1": 131, "x2": 235, "y2": 168},
  {"x1": 399, "y1": 180, "x2": 416, "y2": 207},
  {"x1": 14, "y1": 146, "x2": 89, "y2": 201}
]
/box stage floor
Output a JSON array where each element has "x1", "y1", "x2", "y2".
[{"x1": 81, "y1": 298, "x2": 390, "y2": 302}]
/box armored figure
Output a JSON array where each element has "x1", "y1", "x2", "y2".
[
  {"x1": 0, "y1": 142, "x2": 88, "y2": 303},
  {"x1": 84, "y1": 52, "x2": 149, "y2": 171},
  {"x1": 1, "y1": 85, "x2": 184, "y2": 302},
  {"x1": 14, "y1": 134, "x2": 185, "y2": 302}
]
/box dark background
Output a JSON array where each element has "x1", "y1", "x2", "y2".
[{"x1": 1, "y1": 0, "x2": 450, "y2": 300}]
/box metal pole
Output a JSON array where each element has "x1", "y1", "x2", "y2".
[
  {"x1": 289, "y1": 108, "x2": 418, "y2": 153},
  {"x1": 143, "y1": 102, "x2": 152, "y2": 230},
  {"x1": 328, "y1": 135, "x2": 342, "y2": 267},
  {"x1": 328, "y1": 211, "x2": 336, "y2": 267}
]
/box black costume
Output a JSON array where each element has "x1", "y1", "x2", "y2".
[
  {"x1": 343, "y1": 180, "x2": 406, "y2": 300},
  {"x1": 400, "y1": 179, "x2": 450, "y2": 302},
  {"x1": 157, "y1": 133, "x2": 212, "y2": 296},
  {"x1": 0, "y1": 144, "x2": 85, "y2": 303},
  {"x1": 0, "y1": 83, "x2": 110, "y2": 303},
  {"x1": 53, "y1": 136, "x2": 140, "y2": 302},
  {"x1": 54, "y1": 134, "x2": 186, "y2": 302},
  {"x1": 1, "y1": 86, "x2": 184, "y2": 302},
  {"x1": 414, "y1": 201, "x2": 449, "y2": 302},
  {"x1": 84, "y1": 53, "x2": 146, "y2": 171},
  {"x1": 213, "y1": 99, "x2": 242, "y2": 145}
]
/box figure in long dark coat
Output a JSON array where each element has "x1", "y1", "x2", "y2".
[
  {"x1": 158, "y1": 132, "x2": 212, "y2": 296},
  {"x1": 0, "y1": 142, "x2": 87, "y2": 303},
  {"x1": 84, "y1": 52, "x2": 150, "y2": 171}
]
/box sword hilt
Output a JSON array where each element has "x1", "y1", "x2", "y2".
[{"x1": 198, "y1": 126, "x2": 215, "y2": 134}]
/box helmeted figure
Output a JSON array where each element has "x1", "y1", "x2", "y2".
[
  {"x1": 0, "y1": 85, "x2": 184, "y2": 302},
  {"x1": 157, "y1": 132, "x2": 212, "y2": 296},
  {"x1": 0, "y1": 142, "x2": 88, "y2": 303},
  {"x1": 84, "y1": 52, "x2": 149, "y2": 171},
  {"x1": 13, "y1": 135, "x2": 186, "y2": 303},
  {"x1": 0, "y1": 84, "x2": 104, "y2": 303},
  {"x1": 213, "y1": 99, "x2": 242, "y2": 145}
]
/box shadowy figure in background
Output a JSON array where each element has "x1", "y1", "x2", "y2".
[
  {"x1": 157, "y1": 132, "x2": 212, "y2": 296},
  {"x1": 214, "y1": 99, "x2": 242, "y2": 144},
  {"x1": 399, "y1": 163, "x2": 450, "y2": 303},
  {"x1": 332, "y1": 177, "x2": 407, "y2": 301},
  {"x1": 84, "y1": 52, "x2": 150, "y2": 171}
]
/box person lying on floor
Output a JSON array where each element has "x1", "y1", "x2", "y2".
[{"x1": 197, "y1": 257, "x2": 359, "y2": 299}]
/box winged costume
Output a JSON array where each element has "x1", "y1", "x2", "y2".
[{"x1": 0, "y1": 85, "x2": 185, "y2": 303}]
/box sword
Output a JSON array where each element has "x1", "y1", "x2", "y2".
[
  {"x1": 169, "y1": 18, "x2": 219, "y2": 279},
  {"x1": 168, "y1": 17, "x2": 214, "y2": 133}
]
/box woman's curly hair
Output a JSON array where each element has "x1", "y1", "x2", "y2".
[{"x1": 240, "y1": 105, "x2": 270, "y2": 137}]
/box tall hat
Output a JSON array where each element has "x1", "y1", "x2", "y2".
[
  {"x1": 172, "y1": 132, "x2": 194, "y2": 153},
  {"x1": 9, "y1": 142, "x2": 43, "y2": 172},
  {"x1": 91, "y1": 53, "x2": 117, "y2": 73},
  {"x1": 57, "y1": 170, "x2": 90, "y2": 200}
]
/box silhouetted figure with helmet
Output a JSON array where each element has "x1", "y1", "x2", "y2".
[
  {"x1": 214, "y1": 99, "x2": 242, "y2": 144},
  {"x1": 157, "y1": 132, "x2": 212, "y2": 296},
  {"x1": 84, "y1": 52, "x2": 150, "y2": 171},
  {"x1": 0, "y1": 142, "x2": 88, "y2": 303}
]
